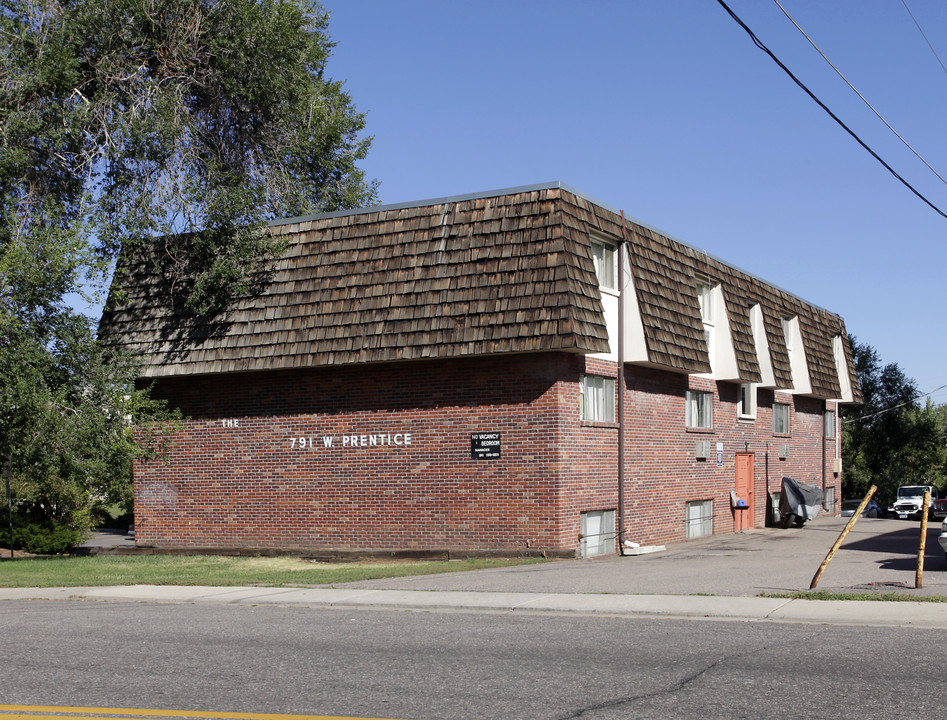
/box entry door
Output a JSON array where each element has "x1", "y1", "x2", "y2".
[{"x1": 734, "y1": 453, "x2": 755, "y2": 531}]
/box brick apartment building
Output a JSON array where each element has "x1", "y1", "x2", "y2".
[{"x1": 98, "y1": 182, "x2": 861, "y2": 557}]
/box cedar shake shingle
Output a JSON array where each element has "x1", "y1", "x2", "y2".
[
  {"x1": 100, "y1": 188, "x2": 611, "y2": 376},
  {"x1": 98, "y1": 183, "x2": 861, "y2": 403}
]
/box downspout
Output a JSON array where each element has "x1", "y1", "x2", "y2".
[{"x1": 617, "y1": 212, "x2": 629, "y2": 554}]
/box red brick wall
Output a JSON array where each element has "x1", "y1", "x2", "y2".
[
  {"x1": 137, "y1": 353, "x2": 582, "y2": 551},
  {"x1": 620, "y1": 366, "x2": 839, "y2": 545},
  {"x1": 135, "y1": 352, "x2": 839, "y2": 553}
]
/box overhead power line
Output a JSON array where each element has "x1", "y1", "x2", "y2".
[
  {"x1": 842, "y1": 384, "x2": 947, "y2": 425},
  {"x1": 773, "y1": 0, "x2": 947, "y2": 188},
  {"x1": 901, "y1": 0, "x2": 947, "y2": 78},
  {"x1": 715, "y1": 0, "x2": 947, "y2": 221}
]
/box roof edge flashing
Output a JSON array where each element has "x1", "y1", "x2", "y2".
[{"x1": 268, "y1": 181, "x2": 595, "y2": 226}]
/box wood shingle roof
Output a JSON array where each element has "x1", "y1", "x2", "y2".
[
  {"x1": 98, "y1": 182, "x2": 861, "y2": 403},
  {"x1": 99, "y1": 187, "x2": 610, "y2": 376}
]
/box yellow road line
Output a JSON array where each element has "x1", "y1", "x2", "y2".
[{"x1": 0, "y1": 708, "x2": 405, "y2": 720}]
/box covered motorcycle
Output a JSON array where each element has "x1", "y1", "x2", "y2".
[{"x1": 778, "y1": 476, "x2": 823, "y2": 528}]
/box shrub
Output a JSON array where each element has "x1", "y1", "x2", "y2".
[{"x1": 8, "y1": 516, "x2": 85, "y2": 554}]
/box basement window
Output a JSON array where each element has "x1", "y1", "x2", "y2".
[
  {"x1": 823, "y1": 487, "x2": 835, "y2": 513},
  {"x1": 685, "y1": 500, "x2": 713, "y2": 539},
  {"x1": 580, "y1": 510, "x2": 616, "y2": 558}
]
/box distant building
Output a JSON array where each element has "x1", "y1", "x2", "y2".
[{"x1": 99, "y1": 183, "x2": 860, "y2": 557}]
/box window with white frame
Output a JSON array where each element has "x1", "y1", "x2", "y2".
[
  {"x1": 590, "y1": 239, "x2": 617, "y2": 291},
  {"x1": 703, "y1": 327, "x2": 715, "y2": 374},
  {"x1": 738, "y1": 383, "x2": 757, "y2": 419},
  {"x1": 781, "y1": 316, "x2": 794, "y2": 364},
  {"x1": 695, "y1": 276, "x2": 716, "y2": 374},
  {"x1": 824, "y1": 409, "x2": 836, "y2": 438},
  {"x1": 685, "y1": 499, "x2": 713, "y2": 539},
  {"x1": 773, "y1": 402, "x2": 790, "y2": 435},
  {"x1": 686, "y1": 390, "x2": 713, "y2": 429},
  {"x1": 695, "y1": 276, "x2": 714, "y2": 321},
  {"x1": 580, "y1": 374, "x2": 616, "y2": 422}
]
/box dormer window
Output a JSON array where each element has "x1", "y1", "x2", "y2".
[
  {"x1": 591, "y1": 239, "x2": 617, "y2": 291},
  {"x1": 781, "y1": 316, "x2": 793, "y2": 363},
  {"x1": 696, "y1": 277, "x2": 714, "y2": 324},
  {"x1": 696, "y1": 275, "x2": 716, "y2": 374}
]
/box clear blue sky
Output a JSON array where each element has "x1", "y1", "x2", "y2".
[{"x1": 321, "y1": 0, "x2": 947, "y2": 402}]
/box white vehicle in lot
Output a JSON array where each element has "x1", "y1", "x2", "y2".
[
  {"x1": 892, "y1": 485, "x2": 939, "y2": 520},
  {"x1": 939, "y1": 517, "x2": 947, "y2": 560}
]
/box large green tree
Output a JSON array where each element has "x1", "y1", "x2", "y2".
[
  {"x1": 2, "y1": 0, "x2": 376, "y2": 313},
  {"x1": 0, "y1": 0, "x2": 376, "y2": 547},
  {"x1": 841, "y1": 337, "x2": 946, "y2": 506}
]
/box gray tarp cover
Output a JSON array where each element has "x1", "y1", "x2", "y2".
[{"x1": 779, "y1": 476, "x2": 823, "y2": 520}]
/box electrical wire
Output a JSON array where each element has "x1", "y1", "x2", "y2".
[
  {"x1": 842, "y1": 384, "x2": 947, "y2": 425},
  {"x1": 715, "y1": 0, "x2": 947, "y2": 221},
  {"x1": 773, "y1": 0, "x2": 947, "y2": 188},
  {"x1": 901, "y1": 0, "x2": 947, "y2": 78}
]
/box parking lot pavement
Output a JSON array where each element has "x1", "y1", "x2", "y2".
[
  {"x1": 78, "y1": 528, "x2": 137, "y2": 550},
  {"x1": 73, "y1": 515, "x2": 947, "y2": 599},
  {"x1": 335, "y1": 516, "x2": 947, "y2": 598}
]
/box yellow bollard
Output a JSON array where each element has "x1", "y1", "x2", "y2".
[
  {"x1": 916, "y1": 491, "x2": 930, "y2": 589},
  {"x1": 810, "y1": 485, "x2": 876, "y2": 589}
]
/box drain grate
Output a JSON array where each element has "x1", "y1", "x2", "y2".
[{"x1": 850, "y1": 581, "x2": 910, "y2": 589}]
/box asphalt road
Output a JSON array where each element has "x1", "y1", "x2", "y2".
[
  {"x1": 4, "y1": 515, "x2": 947, "y2": 719},
  {"x1": 1, "y1": 600, "x2": 944, "y2": 719}
]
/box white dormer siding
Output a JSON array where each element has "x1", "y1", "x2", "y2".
[
  {"x1": 710, "y1": 285, "x2": 739, "y2": 381},
  {"x1": 696, "y1": 279, "x2": 739, "y2": 381},
  {"x1": 589, "y1": 237, "x2": 619, "y2": 362},
  {"x1": 749, "y1": 304, "x2": 776, "y2": 388},
  {"x1": 620, "y1": 262, "x2": 649, "y2": 363},
  {"x1": 833, "y1": 334, "x2": 855, "y2": 403},
  {"x1": 589, "y1": 237, "x2": 648, "y2": 364},
  {"x1": 781, "y1": 316, "x2": 812, "y2": 395}
]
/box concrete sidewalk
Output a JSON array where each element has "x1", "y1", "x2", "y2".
[
  {"x1": 4, "y1": 515, "x2": 945, "y2": 628},
  {"x1": 2, "y1": 582, "x2": 947, "y2": 629}
]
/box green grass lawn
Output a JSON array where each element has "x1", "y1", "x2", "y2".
[{"x1": 0, "y1": 554, "x2": 545, "y2": 588}]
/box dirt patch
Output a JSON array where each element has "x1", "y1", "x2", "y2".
[{"x1": 0, "y1": 547, "x2": 39, "y2": 559}]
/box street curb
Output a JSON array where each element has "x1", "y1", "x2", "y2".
[{"x1": 2, "y1": 585, "x2": 947, "y2": 628}]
